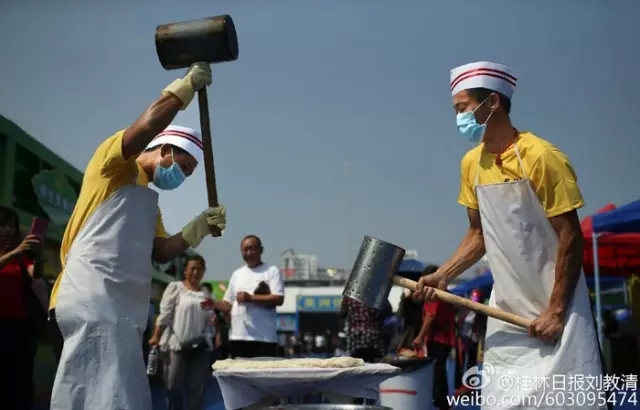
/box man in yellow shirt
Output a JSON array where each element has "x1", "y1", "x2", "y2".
[
  {"x1": 49, "y1": 62, "x2": 228, "y2": 410},
  {"x1": 414, "y1": 62, "x2": 605, "y2": 408}
]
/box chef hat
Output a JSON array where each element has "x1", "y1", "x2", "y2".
[
  {"x1": 450, "y1": 61, "x2": 517, "y2": 99},
  {"x1": 146, "y1": 125, "x2": 203, "y2": 163}
]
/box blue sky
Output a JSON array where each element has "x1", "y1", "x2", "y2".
[{"x1": 1, "y1": 1, "x2": 638, "y2": 280}]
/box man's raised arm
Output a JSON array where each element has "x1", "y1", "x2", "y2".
[{"x1": 121, "y1": 62, "x2": 212, "y2": 160}]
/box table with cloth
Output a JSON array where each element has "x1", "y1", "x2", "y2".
[{"x1": 212, "y1": 358, "x2": 400, "y2": 409}]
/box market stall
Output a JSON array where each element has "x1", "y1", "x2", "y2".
[
  {"x1": 396, "y1": 259, "x2": 425, "y2": 280},
  {"x1": 449, "y1": 271, "x2": 493, "y2": 297},
  {"x1": 582, "y1": 200, "x2": 640, "y2": 344}
]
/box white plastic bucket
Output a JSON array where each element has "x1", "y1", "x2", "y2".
[{"x1": 378, "y1": 359, "x2": 434, "y2": 410}]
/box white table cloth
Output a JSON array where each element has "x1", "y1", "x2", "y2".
[{"x1": 214, "y1": 362, "x2": 400, "y2": 409}]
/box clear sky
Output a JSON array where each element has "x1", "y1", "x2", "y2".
[{"x1": 1, "y1": 1, "x2": 638, "y2": 280}]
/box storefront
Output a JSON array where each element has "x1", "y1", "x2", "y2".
[{"x1": 296, "y1": 295, "x2": 343, "y2": 335}]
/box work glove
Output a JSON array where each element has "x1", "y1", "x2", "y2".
[
  {"x1": 162, "y1": 62, "x2": 212, "y2": 110},
  {"x1": 181, "y1": 205, "x2": 226, "y2": 248}
]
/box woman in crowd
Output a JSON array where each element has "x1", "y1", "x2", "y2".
[
  {"x1": 149, "y1": 254, "x2": 213, "y2": 410},
  {"x1": 341, "y1": 296, "x2": 392, "y2": 363},
  {"x1": 0, "y1": 206, "x2": 48, "y2": 410},
  {"x1": 394, "y1": 289, "x2": 425, "y2": 354},
  {"x1": 417, "y1": 264, "x2": 457, "y2": 410}
]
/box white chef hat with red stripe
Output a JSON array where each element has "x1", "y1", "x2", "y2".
[
  {"x1": 450, "y1": 61, "x2": 518, "y2": 99},
  {"x1": 146, "y1": 125, "x2": 203, "y2": 163}
]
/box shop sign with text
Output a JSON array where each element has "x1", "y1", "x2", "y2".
[
  {"x1": 32, "y1": 170, "x2": 78, "y2": 225},
  {"x1": 296, "y1": 295, "x2": 342, "y2": 312}
]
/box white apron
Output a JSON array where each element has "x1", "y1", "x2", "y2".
[
  {"x1": 50, "y1": 181, "x2": 158, "y2": 410},
  {"x1": 476, "y1": 145, "x2": 604, "y2": 409}
]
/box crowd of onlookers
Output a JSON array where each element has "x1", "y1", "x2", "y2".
[
  {"x1": 0, "y1": 209, "x2": 286, "y2": 410},
  {"x1": 0, "y1": 199, "x2": 546, "y2": 410},
  {"x1": 3, "y1": 198, "x2": 631, "y2": 410},
  {"x1": 143, "y1": 234, "x2": 285, "y2": 409},
  {"x1": 280, "y1": 331, "x2": 347, "y2": 358}
]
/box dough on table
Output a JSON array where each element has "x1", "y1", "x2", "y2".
[{"x1": 212, "y1": 356, "x2": 365, "y2": 370}]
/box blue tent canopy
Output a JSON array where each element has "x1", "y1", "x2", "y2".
[
  {"x1": 449, "y1": 271, "x2": 625, "y2": 296},
  {"x1": 592, "y1": 199, "x2": 640, "y2": 234},
  {"x1": 397, "y1": 259, "x2": 425, "y2": 280},
  {"x1": 449, "y1": 271, "x2": 493, "y2": 296}
]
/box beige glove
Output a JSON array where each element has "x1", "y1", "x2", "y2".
[
  {"x1": 162, "y1": 62, "x2": 212, "y2": 110},
  {"x1": 181, "y1": 205, "x2": 226, "y2": 248}
]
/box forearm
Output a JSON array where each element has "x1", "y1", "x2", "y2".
[
  {"x1": 121, "y1": 94, "x2": 184, "y2": 159},
  {"x1": 152, "y1": 323, "x2": 166, "y2": 340},
  {"x1": 0, "y1": 250, "x2": 17, "y2": 270},
  {"x1": 251, "y1": 294, "x2": 284, "y2": 307},
  {"x1": 215, "y1": 301, "x2": 233, "y2": 314},
  {"x1": 439, "y1": 227, "x2": 485, "y2": 280},
  {"x1": 417, "y1": 316, "x2": 434, "y2": 339},
  {"x1": 548, "y1": 231, "x2": 583, "y2": 317},
  {"x1": 152, "y1": 233, "x2": 191, "y2": 264}
]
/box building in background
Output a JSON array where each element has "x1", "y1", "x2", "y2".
[
  {"x1": 280, "y1": 248, "x2": 319, "y2": 280},
  {"x1": 316, "y1": 267, "x2": 347, "y2": 280}
]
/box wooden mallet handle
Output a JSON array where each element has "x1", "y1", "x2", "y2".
[
  {"x1": 392, "y1": 276, "x2": 531, "y2": 329},
  {"x1": 197, "y1": 88, "x2": 221, "y2": 237}
]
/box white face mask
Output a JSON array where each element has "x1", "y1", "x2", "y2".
[{"x1": 202, "y1": 289, "x2": 211, "y2": 298}]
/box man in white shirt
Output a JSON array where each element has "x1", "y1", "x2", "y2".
[{"x1": 214, "y1": 235, "x2": 284, "y2": 358}]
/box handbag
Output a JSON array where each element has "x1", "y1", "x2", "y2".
[
  {"x1": 168, "y1": 322, "x2": 207, "y2": 356},
  {"x1": 180, "y1": 335, "x2": 207, "y2": 351}
]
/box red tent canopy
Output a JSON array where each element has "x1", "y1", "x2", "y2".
[{"x1": 582, "y1": 204, "x2": 640, "y2": 276}]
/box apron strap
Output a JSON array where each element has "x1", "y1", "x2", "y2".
[
  {"x1": 473, "y1": 138, "x2": 529, "y2": 188},
  {"x1": 474, "y1": 150, "x2": 481, "y2": 187},
  {"x1": 513, "y1": 143, "x2": 528, "y2": 179}
]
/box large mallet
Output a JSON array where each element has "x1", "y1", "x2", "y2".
[
  {"x1": 342, "y1": 236, "x2": 531, "y2": 329},
  {"x1": 155, "y1": 15, "x2": 239, "y2": 236}
]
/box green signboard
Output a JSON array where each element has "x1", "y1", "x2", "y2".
[
  {"x1": 206, "y1": 280, "x2": 229, "y2": 300},
  {"x1": 31, "y1": 170, "x2": 78, "y2": 225}
]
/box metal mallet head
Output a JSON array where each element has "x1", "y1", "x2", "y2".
[
  {"x1": 343, "y1": 237, "x2": 533, "y2": 330},
  {"x1": 155, "y1": 14, "x2": 239, "y2": 70},
  {"x1": 342, "y1": 236, "x2": 406, "y2": 309}
]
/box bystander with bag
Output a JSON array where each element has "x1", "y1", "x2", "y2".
[{"x1": 149, "y1": 255, "x2": 214, "y2": 410}]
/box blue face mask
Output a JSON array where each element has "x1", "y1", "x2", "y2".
[
  {"x1": 153, "y1": 149, "x2": 186, "y2": 191},
  {"x1": 456, "y1": 98, "x2": 493, "y2": 143}
]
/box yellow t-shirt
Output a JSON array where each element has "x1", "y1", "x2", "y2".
[
  {"x1": 49, "y1": 131, "x2": 168, "y2": 310},
  {"x1": 458, "y1": 132, "x2": 584, "y2": 217}
]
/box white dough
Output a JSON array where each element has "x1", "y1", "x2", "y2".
[{"x1": 212, "y1": 356, "x2": 365, "y2": 371}]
